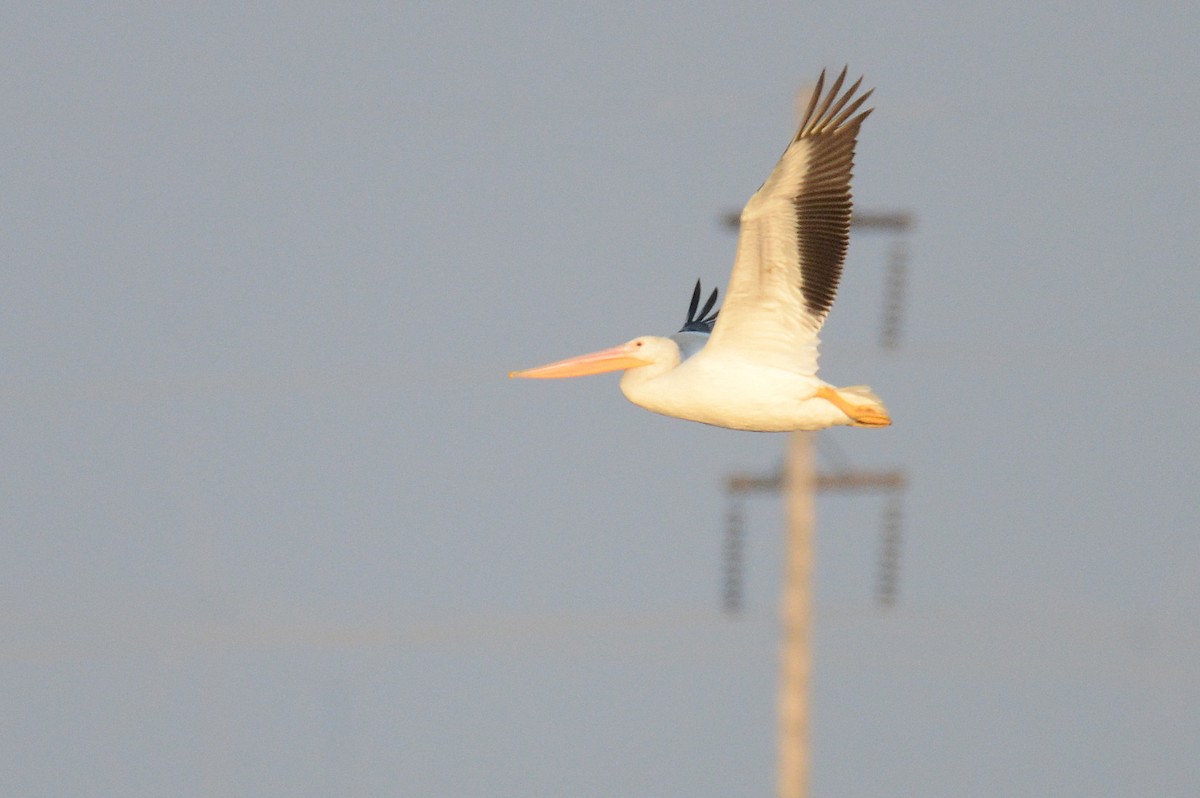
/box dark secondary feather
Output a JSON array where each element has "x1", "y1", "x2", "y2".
[
  {"x1": 679, "y1": 279, "x2": 720, "y2": 333},
  {"x1": 790, "y1": 67, "x2": 873, "y2": 320}
]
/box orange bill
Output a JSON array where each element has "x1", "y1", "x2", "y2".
[{"x1": 509, "y1": 343, "x2": 650, "y2": 379}]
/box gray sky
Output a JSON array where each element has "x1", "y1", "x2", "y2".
[{"x1": 4, "y1": 3, "x2": 1199, "y2": 796}]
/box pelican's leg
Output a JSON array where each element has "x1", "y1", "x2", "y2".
[{"x1": 815, "y1": 386, "x2": 891, "y2": 427}]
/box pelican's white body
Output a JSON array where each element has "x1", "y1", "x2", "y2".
[{"x1": 618, "y1": 333, "x2": 880, "y2": 431}]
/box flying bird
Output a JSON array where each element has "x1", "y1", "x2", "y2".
[{"x1": 510, "y1": 68, "x2": 890, "y2": 432}]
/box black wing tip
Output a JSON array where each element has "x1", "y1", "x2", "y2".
[
  {"x1": 798, "y1": 66, "x2": 873, "y2": 139},
  {"x1": 679, "y1": 280, "x2": 720, "y2": 333}
]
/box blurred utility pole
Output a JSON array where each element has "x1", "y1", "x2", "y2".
[
  {"x1": 721, "y1": 209, "x2": 912, "y2": 798},
  {"x1": 779, "y1": 432, "x2": 816, "y2": 798},
  {"x1": 723, "y1": 209, "x2": 913, "y2": 232},
  {"x1": 726, "y1": 437, "x2": 906, "y2": 798}
]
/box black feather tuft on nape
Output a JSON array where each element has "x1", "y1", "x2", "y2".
[{"x1": 679, "y1": 280, "x2": 721, "y2": 333}]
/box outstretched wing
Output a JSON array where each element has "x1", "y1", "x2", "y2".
[{"x1": 704, "y1": 67, "x2": 872, "y2": 376}]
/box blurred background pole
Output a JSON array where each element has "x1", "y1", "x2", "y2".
[
  {"x1": 778, "y1": 430, "x2": 816, "y2": 798},
  {"x1": 722, "y1": 204, "x2": 913, "y2": 798}
]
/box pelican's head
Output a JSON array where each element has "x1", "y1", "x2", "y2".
[{"x1": 509, "y1": 336, "x2": 680, "y2": 380}]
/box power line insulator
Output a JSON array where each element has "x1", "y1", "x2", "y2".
[
  {"x1": 875, "y1": 493, "x2": 904, "y2": 608},
  {"x1": 879, "y1": 240, "x2": 908, "y2": 351},
  {"x1": 723, "y1": 495, "x2": 746, "y2": 615}
]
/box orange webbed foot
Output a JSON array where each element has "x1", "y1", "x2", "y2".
[{"x1": 815, "y1": 386, "x2": 891, "y2": 427}]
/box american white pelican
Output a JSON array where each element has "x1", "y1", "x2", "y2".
[{"x1": 511, "y1": 68, "x2": 890, "y2": 432}]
